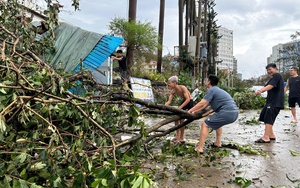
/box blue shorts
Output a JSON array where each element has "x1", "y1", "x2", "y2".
[{"x1": 204, "y1": 110, "x2": 238, "y2": 130}]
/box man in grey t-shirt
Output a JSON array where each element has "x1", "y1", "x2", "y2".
[{"x1": 188, "y1": 75, "x2": 238, "y2": 154}]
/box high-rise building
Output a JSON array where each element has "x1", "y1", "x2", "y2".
[
  {"x1": 268, "y1": 44, "x2": 284, "y2": 73},
  {"x1": 268, "y1": 40, "x2": 300, "y2": 73},
  {"x1": 216, "y1": 27, "x2": 235, "y2": 72}
]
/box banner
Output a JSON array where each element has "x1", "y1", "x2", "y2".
[{"x1": 129, "y1": 77, "x2": 155, "y2": 103}]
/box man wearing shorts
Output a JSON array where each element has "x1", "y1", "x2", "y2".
[
  {"x1": 165, "y1": 76, "x2": 194, "y2": 143},
  {"x1": 284, "y1": 66, "x2": 300, "y2": 123},
  {"x1": 254, "y1": 63, "x2": 284, "y2": 143},
  {"x1": 188, "y1": 75, "x2": 238, "y2": 153}
]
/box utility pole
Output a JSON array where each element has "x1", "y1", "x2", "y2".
[
  {"x1": 127, "y1": 0, "x2": 137, "y2": 73},
  {"x1": 202, "y1": 0, "x2": 208, "y2": 79},
  {"x1": 178, "y1": 0, "x2": 184, "y2": 47},
  {"x1": 157, "y1": 0, "x2": 165, "y2": 73},
  {"x1": 178, "y1": 0, "x2": 184, "y2": 71},
  {"x1": 195, "y1": 0, "x2": 202, "y2": 83},
  {"x1": 185, "y1": 0, "x2": 189, "y2": 46}
]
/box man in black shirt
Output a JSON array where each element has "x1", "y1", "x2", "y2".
[
  {"x1": 254, "y1": 63, "x2": 284, "y2": 143},
  {"x1": 284, "y1": 66, "x2": 300, "y2": 123},
  {"x1": 112, "y1": 50, "x2": 127, "y2": 80}
]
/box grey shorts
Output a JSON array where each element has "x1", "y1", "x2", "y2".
[{"x1": 204, "y1": 110, "x2": 238, "y2": 130}]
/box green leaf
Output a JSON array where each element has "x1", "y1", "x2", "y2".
[
  {"x1": 30, "y1": 183, "x2": 43, "y2": 188},
  {"x1": 101, "y1": 179, "x2": 108, "y2": 186},
  {"x1": 0, "y1": 88, "x2": 7, "y2": 94},
  {"x1": 53, "y1": 176, "x2": 61, "y2": 187},
  {"x1": 123, "y1": 154, "x2": 134, "y2": 162},
  {"x1": 19, "y1": 179, "x2": 29, "y2": 188},
  {"x1": 30, "y1": 162, "x2": 46, "y2": 170},
  {"x1": 16, "y1": 152, "x2": 27, "y2": 163},
  {"x1": 92, "y1": 111, "x2": 97, "y2": 119},
  {"x1": 0, "y1": 114, "x2": 7, "y2": 132},
  {"x1": 91, "y1": 179, "x2": 101, "y2": 188},
  {"x1": 131, "y1": 176, "x2": 143, "y2": 188},
  {"x1": 289, "y1": 149, "x2": 300, "y2": 156},
  {"x1": 59, "y1": 78, "x2": 64, "y2": 94},
  {"x1": 142, "y1": 178, "x2": 150, "y2": 188},
  {"x1": 4, "y1": 175, "x2": 12, "y2": 188},
  {"x1": 20, "y1": 168, "x2": 27, "y2": 179},
  {"x1": 68, "y1": 166, "x2": 76, "y2": 172}
]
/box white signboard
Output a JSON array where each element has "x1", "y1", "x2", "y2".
[{"x1": 129, "y1": 77, "x2": 155, "y2": 103}]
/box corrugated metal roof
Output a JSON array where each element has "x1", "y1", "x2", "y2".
[{"x1": 73, "y1": 35, "x2": 123, "y2": 73}]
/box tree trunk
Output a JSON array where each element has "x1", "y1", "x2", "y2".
[
  {"x1": 178, "y1": 0, "x2": 184, "y2": 72},
  {"x1": 127, "y1": 0, "x2": 137, "y2": 74},
  {"x1": 203, "y1": 0, "x2": 208, "y2": 42},
  {"x1": 202, "y1": 0, "x2": 208, "y2": 79},
  {"x1": 185, "y1": 0, "x2": 189, "y2": 46},
  {"x1": 178, "y1": 0, "x2": 184, "y2": 47},
  {"x1": 157, "y1": 0, "x2": 165, "y2": 73},
  {"x1": 195, "y1": 0, "x2": 202, "y2": 81}
]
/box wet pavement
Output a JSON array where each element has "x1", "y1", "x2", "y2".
[{"x1": 147, "y1": 109, "x2": 300, "y2": 188}]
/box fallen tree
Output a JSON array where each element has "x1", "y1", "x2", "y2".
[{"x1": 0, "y1": 1, "x2": 213, "y2": 187}]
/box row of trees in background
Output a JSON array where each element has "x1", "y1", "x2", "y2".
[{"x1": 109, "y1": 0, "x2": 220, "y2": 86}]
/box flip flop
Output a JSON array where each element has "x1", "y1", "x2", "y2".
[
  {"x1": 270, "y1": 137, "x2": 276, "y2": 140},
  {"x1": 194, "y1": 147, "x2": 204, "y2": 154},
  {"x1": 255, "y1": 138, "x2": 270, "y2": 143},
  {"x1": 211, "y1": 143, "x2": 222, "y2": 148}
]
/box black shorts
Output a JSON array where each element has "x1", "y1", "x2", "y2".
[
  {"x1": 288, "y1": 97, "x2": 300, "y2": 107},
  {"x1": 181, "y1": 99, "x2": 194, "y2": 110},
  {"x1": 259, "y1": 105, "x2": 281, "y2": 125}
]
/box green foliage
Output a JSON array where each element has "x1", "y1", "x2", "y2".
[
  {"x1": 178, "y1": 47, "x2": 194, "y2": 71},
  {"x1": 178, "y1": 72, "x2": 193, "y2": 90},
  {"x1": 132, "y1": 69, "x2": 166, "y2": 82},
  {"x1": 289, "y1": 149, "x2": 300, "y2": 156},
  {"x1": 0, "y1": 1, "x2": 157, "y2": 188},
  {"x1": 228, "y1": 177, "x2": 252, "y2": 188},
  {"x1": 244, "y1": 117, "x2": 260, "y2": 125},
  {"x1": 109, "y1": 18, "x2": 159, "y2": 66},
  {"x1": 222, "y1": 142, "x2": 268, "y2": 157},
  {"x1": 233, "y1": 90, "x2": 265, "y2": 110},
  {"x1": 91, "y1": 164, "x2": 154, "y2": 188}
]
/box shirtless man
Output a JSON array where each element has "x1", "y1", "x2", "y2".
[{"x1": 165, "y1": 76, "x2": 194, "y2": 143}]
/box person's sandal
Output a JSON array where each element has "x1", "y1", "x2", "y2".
[
  {"x1": 255, "y1": 138, "x2": 270, "y2": 143},
  {"x1": 194, "y1": 147, "x2": 204, "y2": 154}
]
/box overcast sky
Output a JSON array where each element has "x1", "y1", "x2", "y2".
[{"x1": 57, "y1": 0, "x2": 300, "y2": 79}]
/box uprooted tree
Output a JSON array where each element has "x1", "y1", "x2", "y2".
[{"x1": 0, "y1": 1, "x2": 211, "y2": 187}]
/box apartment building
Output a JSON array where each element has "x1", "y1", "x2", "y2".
[
  {"x1": 268, "y1": 40, "x2": 300, "y2": 73},
  {"x1": 216, "y1": 27, "x2": 235, "y2": 72}
]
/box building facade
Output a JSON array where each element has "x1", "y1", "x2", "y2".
[
  {"x1": 216, "y1": 27, "x2": 235, "y2": 72},
  {"x1": 268, "y1": 40, "x2": 300, "y2": 73}
]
